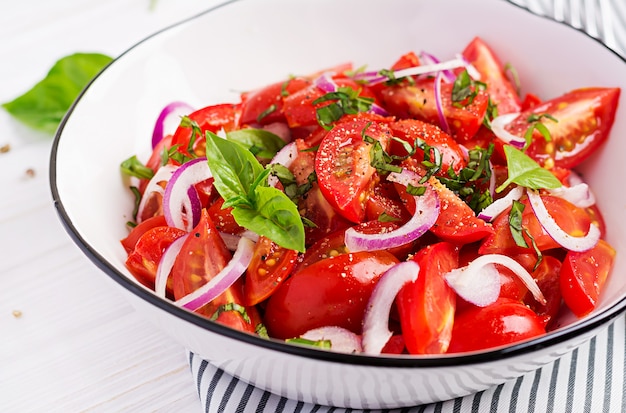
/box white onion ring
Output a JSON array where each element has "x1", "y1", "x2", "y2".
[
  {"x1": 136, "y1": 164, "x2": 177, "y2": 224},
  {"x1": 444, "y1": 260, "x2": 501, "y2": 307},
  {"x1": 152, "y1": 101, "x2": 194, "y2": 148},
  {"x1": 344, "y1": 170, "x2": 439, "y2": 252},
  {"x1": 526, "y1": 189, "x2": 600, "y2": 252},
  {"x1": 154, "y1": 234, "x2": 188, "y2": 298},
  {"x1": 162, "y1": 157, "x2": 212, "y2": 232},
  {"x1": 175, "y1": 237, "x2": 255, "y2": 311},
  {"x1": 547, "y1": 183, "x2": 596, "y2": 208},
  {"x1": 491, "y1": 113, "x2": 525, "y2": 148},
  {"x1": 362, "y1": 261, "x2": 420, "y2": 355},
  {"x1": 477, "y1": 186, "x2": 525, "y2": 221},
  {"x1": 434, "y1": 71, "x2": 451, "y2": 134},
  {"x1": 300, "y1": 326, "x2": 363, "y2": 354}
]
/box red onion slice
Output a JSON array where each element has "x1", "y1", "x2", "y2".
[
  {"x1": 434, "y1": 71, "x2": 451, "y2": 134},
  {"x1": 548, "y1": 183, "x2": 596, "y2": 208},
  {"x1": 491, "y1": 113, "x2": 526, "y2": 149},
  {"x1": 455, "y1": 54, "x2": 482, "y2": 80},
  {"x1": 353, "y1": 58, "x2": 468, "y2": 85},
  {"x1": 444, "y1": 259, "x2": 501, "y2": 307},
  {"x1": 362, "y1": 261, "x2": 420, "y2": 355},
  {"x1": 527, "y1": 189, "x2": 600, "y2": 252},
  {"x1": 344, "y1": 170, "x2": 439, "y2": 252},
  {"x1": 477, "y1": 186, "x2": 524, "y2": 221},
  {"x1": 175, "y1": 237, "x2": 256, "y2": 311},
  {"x1": 300, "y1": 326, "x2": 363, "y2": 354},
  {"x1": 154, "y1": 234, "x2": 188, "y2": 298},
  {"x1": 152, "y1": 101, "x2": 194, "y2": 149},
  {"x1": 136, "y1": 164, "x2": 177, "y2": 224},
  {"x1": 313, "y1": 72, "x2": 339, "y2": 93},
  {"x1": 420, "y1": 51, "x2": 455, "y2": 82},
  {"x1": 163, "y1": 157, "x2": 211, "y2": 232}
]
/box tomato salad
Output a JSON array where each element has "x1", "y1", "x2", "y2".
[{"x1": 120, "y1": 37, "x2": 619, "y2": 355}]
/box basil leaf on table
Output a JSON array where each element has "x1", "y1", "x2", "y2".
[
  {"x1": 205, "y1": 131, "x2": 305, "y2": 252},
  {"x1": 2, "y1": 52, "x2": 113, "y2": 134}
]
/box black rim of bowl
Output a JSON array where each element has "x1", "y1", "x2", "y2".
[{"x1": 49, "y1": 0, "x2": 626, "y2": 368}]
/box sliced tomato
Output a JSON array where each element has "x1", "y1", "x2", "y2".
[
  {"x1": 396, "y1": 173, "x2": 494, "y2": 245},
  {"x1": 263, "y1": 251, "x2": 399, "y2": 339},
  {"x1": 378, "y1": 77, "x2": 489, "y2": 142},
  {"x1": 461, "y1": 36, "x2": 522, "y2": 115},
  {"x1": 397, "y1": 242, "x2": 458, "y2": 354},
  {"x1": 518, "y1": 254, "x2": 563, "y2": 329},
  {"x1": 365, "y1": 181, "x2": 412, "y2": 223},
  {"x1": 389, "y1": 119, "x2": 467, "y2": 175},
  {"x1": 125, "y1": 225, "x2": 187, "y2": 295},
  {"x1": 240, "y1": 77, "x2": 311, "y2": 126},
  {"x1": 171, "y1": 209, "x2": 251, "y2": 322},
  {"x1": 521, "y1": 92, "x2": 542, "y2": 111},
  {"x1": 391, "y1": 51, "x2": 421, "y2": 71},
  {"x1": 243, "y1": 236, "x2": 298, "y2": 306},
  {"x1": 560, "y1": 239, "x2": 615, "y2": 317},
  {"x1": 206, "y1": 197, "x2": 244, "y2": 235},
  {"x1": 170, "y1": 103, "x2": 241, "y2": 158},
  {"x1": 447, "y1": 298, "x2": 545, "y2": 353},
  {"x1": 503, "y1": 87, "x2": 620, "y2": 169},
  {"x1": 121, "y1": 215, "x2": 167, "y2": 253},
  {"x1": 315, "y1": 119, "x2": 392, "y2": 223},
  {"x1": 139, "y1": 134, "x2": 174, "y2": 193},
  {"x1": 282, "y1": 78, "x2": 378, "y2": 128},
  {"x1": 479, "y1": 194, "x2": 593, "y2": 256}
]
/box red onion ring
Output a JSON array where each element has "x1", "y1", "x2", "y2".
[
  {"x1": 420, "y1": 51, "x2": 455, "y2": 82},
  {"x1": 362, "y1": 261, "x2": 420, "y2": 355},
  {"x1": 477, "y1": 186, "x2": 524, "y2": 221},
  {"x1": 152, "y1": 101, "x2": 194, "y2": 149},
  {"x1": 526, "y1": 189, "x2": 600, "y2": 252},
  {"x1": 352, "y1": 58, "x2": 468, "y2": 85},
  {"x1": 434, "y1": 71, "x2": 451, "y2": 134},
  {"x1": 300, "y1": 326, "x2": 363, "y2": 354},
  {"x1": 313, "y1": 72, "x2": 339, "y2": 93},
  {"x1": 344, "y1": 170, "x2": 439, "y2": 252},
  {"x1": 136, "y1": 164, "x2": 177, "y2": 224},
  {"x1": 154, "y1": 234, "x2": 188, "y2": 298},
  {"x1": 175, "y1": 237, "x2": 256, "y2": 311},
  {"x1": 163, "y1": 157, "x2": 212, "y2": 232},
  {"x1": 491, "y1": 113, "x2": 526, "y2": 149}
]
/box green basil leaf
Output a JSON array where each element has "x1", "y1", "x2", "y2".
[
  {"x1": 2, "y1": 53, "x2": 113, "y2": 134},
  {"x1": 120, "y1": 155, "x2": 154, "y2": 180},
  {"x1": 233, "y1": 186, "x2": 305, "y2": 252},
  {"x1": 508, "y1": 200, "x2": 528, "y2": 248},
  {"x1": 205, "y1": 131, "x2": 264, "y2": 200},
  {"x1": 496, "y1": 145, "x2": 562, "y2": 192},
  {"x1": 226, "y1": 128, "x2": 286, "y2": 159}
]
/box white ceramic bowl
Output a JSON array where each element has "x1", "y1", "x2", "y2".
[{"x1": 50, "y1": 0, "x2": 626, "y2": 408}]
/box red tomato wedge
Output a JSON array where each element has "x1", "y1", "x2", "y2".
[
  {"x1": 560, "y1": 239, "x2": 615, "y2": 317},
  {"x1": 121, "y1": 215, "x2": 167, "y2": 254},
  {"x1": 315, "y1": 119, "x2": 392, "y2": 223},
  {"x1": 504, "y1": 87, "x2": 620, "y2": 169},
  {"x1": 125, "y1": 225, "x2": 187, "y2": 294},
  {"x1": 447, "y1": 298, "x2": 545, "y2": 353},
  {"x1": 243, "y1": 236, "x2": 298, "y2": 306},
  {"x1": 263, "y1": 251, "x2": 399, "y2": 339},
  {"x1": 397, "y1": 242, "x2": 458, "y2": 354},
  {"x1": 240, "y1": 77, "x2": 310, "y2": 125},
  {"x1": 461, "y1": 36, "x2": 522, "y2": 115}
]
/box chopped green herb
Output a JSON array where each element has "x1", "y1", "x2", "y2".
[
  {"x1": 523, "y1": 113, "x2": 558, "y2": 150},
  {"x1": 508, "y1": 200, "x2": 528, "y2": 248},
  {"x1": 209, "y1": 303, "x2": 251, "y2": 324},
  {"x1": 504, "y1": 62, "x2": 521, "y2": 97},
  {"x1": 286, "y1": 337, "x2": 332, "y2": 349},
  {"x1": 451, "y1": 70, "x2": 486, "y2": 108},
  {"x1": 496, "y1": 145, "x2": 561, "y2": 193},
  {"x1": 406, "y1": 184, "x2": 426, "y2": 196},
  {"x1": 256, "y1": 104, "x2": 277, "y2": 123},
  {"x1": 313, "y1": 86, "x2": 374, "y2": 130},
  {"x1": 120, "y1": 155, "x2": 154, "y2": 180}
]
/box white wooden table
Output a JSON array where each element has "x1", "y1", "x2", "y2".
[{"x1": 0, "y1": 1, "x2": 216, "y2": 411}]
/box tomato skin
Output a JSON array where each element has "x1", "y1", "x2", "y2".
[
  {"x1": 520, "y1": 254, "x2": 563, "y2": 329},
  {"x1": 504, "y1": 87, "x2": 620, "y2": 169},
  {"x1": 461, "y1": 36, "x2": 522, "y2": 115},
  {"x1": 240, "y1": 77, "x2": 311, "y2": 126},
  {"x1": 378, "y1": 77, "x2": 489, "y2": 142},
  {"x1": 315, "y1": 119, "x2": 392, "y2": 223},
  {"x1": 479, "y1": 194, "x2": 593, "y2": 256},
  {"x1": 447, "y1": 298, "x2": 545, "y2": 353},
  {"x1": 170, "y1": 103, "x2": 241, "y2": 158},
  {"x1": 206, "y1": 197, "x2": 243, "y2": 235},
  {"x1": 560, "y1": 239, "x2": 615, "y2": 317},
  {"x1": 121, "y1": 215, "x2": 167, "y2": 254},
  {"x1": 397, "y1": 174, "x2": 494, "y2": 245},
  {"x1": 397, "y1": 242, "x2": 458, "y2": 354},
  {"x1": 389, "y1": 119, "x2": 467, "y2": 175},
  {"x1": 125, "y1": 225, "x2": 187, "y2": 294},
  {"x1": 263, "y1": 251, "x2": 399, "y2": 340},
  {"x1": 243, "y1": 236, "x2": 298, "y2": 306}
]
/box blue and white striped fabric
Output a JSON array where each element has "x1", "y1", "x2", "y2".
[{"x1": 188, "y1": 1, "x2": 626, "y2": 411}]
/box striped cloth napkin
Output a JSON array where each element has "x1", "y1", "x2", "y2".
[{"x1": 188, "y1": 1, "x2": 626, "y2": 411}]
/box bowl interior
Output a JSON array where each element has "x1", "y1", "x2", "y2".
[{"x1": 52, "y1": 0, "x2": 626, "y2": 357}]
